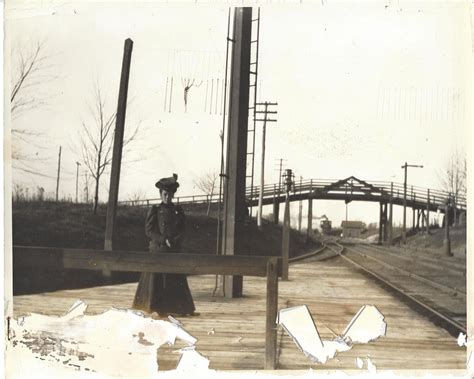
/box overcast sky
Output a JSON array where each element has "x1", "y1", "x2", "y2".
[{"x1": 5, "y1": 0, "x2": 471, "y2": 225}]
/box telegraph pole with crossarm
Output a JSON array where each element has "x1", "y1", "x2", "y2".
[{"x1": 256, "y1": 101, "x2": 278, "y2": 230}]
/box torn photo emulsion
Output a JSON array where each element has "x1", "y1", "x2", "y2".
[
  {"x1": 8, "y1": 300, "x2": 207, "y2": 377},
  {"x1": 278, "y1": 304, "x2": 386, "y2": 365}
]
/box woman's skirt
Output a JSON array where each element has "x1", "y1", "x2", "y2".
[{"x1": 133, "y1": 271, "x2": 196, "y2": 315}]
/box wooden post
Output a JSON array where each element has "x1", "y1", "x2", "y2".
[
  {"x1": 273, "y1": 184, "x2": 279, "y2": 224},
  {"x1": 426, "y1": 189, "x2": 430, "y2": 234},
  {"x1": 378, "y1": 202, "x2": 383, "y2": 245},
  {"x1": 307, "y1": 198, "x2": 313, "y2": 240},
  {"x1": 402, "y1": 162, "x2": 408, "y2": 243},
  {"x1": 281, "y1": 195, "x2": 290, "y2": 281},
  {"x1": 387, "y1": 182, "x2": 393, "y2": 246},
  {"x1": 265, "y1": 258, "x2": 278, "y2": 369},
  {"x1": 104, "y1": 38, "x2": 133, "y2": 252},
  {"x1": 221, "y1": 7, "x2": 252, "y2": 298},
  {"x1": 382, "y1": 203, "x2": 388, "y2": 242}
]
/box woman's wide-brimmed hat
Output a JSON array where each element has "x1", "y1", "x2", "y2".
[{"x1": 155, "y1": 173, "x2": 180, "y2": 193}]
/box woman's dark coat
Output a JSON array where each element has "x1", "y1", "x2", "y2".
[{"x1": 133, "y1": 202, "x2": 195, "y2": 315}]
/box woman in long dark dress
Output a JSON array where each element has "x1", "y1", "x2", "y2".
[{"x1": 133, "y1": 174, "x2": 196, "y2": 316}]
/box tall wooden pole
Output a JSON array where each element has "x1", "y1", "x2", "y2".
[
  {"x1": 257, "y1": 102, "x2": 268, "y2": 230},
  {"x1": 55, "y1": 146, "x2": 62, "y2": 202},
  {"x1": 221, "y1": 7, "x2": 252, "y2": 298},
  {"x1": 104, "y1": 38, "x2": 133, "y2": 251}
]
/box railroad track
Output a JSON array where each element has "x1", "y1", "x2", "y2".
[
  {"x1": 288, "y1": 239, "x2": 343, "y2": 263},
  {"x1": 295, "y1": 240, "x2": 466, "y2": 337}
]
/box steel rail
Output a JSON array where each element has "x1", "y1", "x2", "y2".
[
  {"x1": 323, "y1": 242, "x2": 466, "y2": 335},
  {"x1": 345, "y1": 245, "x2": 466, "y2": 298}
]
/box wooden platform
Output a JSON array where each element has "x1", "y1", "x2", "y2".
[{"x1": 12, "y1": 256, "x2": 466, "y2": 371}]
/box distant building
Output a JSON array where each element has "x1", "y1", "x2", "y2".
[{"x1": 341, "y1": 220, "x2": 365, "y2": 238}]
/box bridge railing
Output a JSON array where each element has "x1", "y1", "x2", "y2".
[{"x1": 119, "y1": 179, "x2": 466, "y2": 211}]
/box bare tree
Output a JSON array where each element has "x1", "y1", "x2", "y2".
[
  {"x1": 11, "y1": 40, "x2": 49, "y2": 117},
  {"x1": 10, "y1": 39, "x2": 57, "y2": 165},
  {"x1": 78, "y1": 85, "x2": 139, "y2": 214},
  {"x1": 194, "y1": 171, "x2": 219, "y2": 216},
  {"x1": 438, "y1": 148, "x2": 466, "y2": 225}
]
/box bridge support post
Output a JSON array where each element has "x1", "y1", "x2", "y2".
[
  {"x1": 273, "y1": 198, "x2": 279, "y2": 224},
  {"x1": 272, "y1": 184, "x2": 279, "y2": 224},
  {"x1": 378, "y1": 202, "x2": 383, "y2": 245},
  {"x1": 426, "y1": 189, "x2": 430, "y2": 234},
  {"x1": 412, "y1": 207, "x2": 416, "y2": 231},
  {"x1": 387, "y1": 182, "x2": 393, "y2": 246},
  {"x1": 382, "y1": 203, "x2": 388, "y2": 242},
  {"x1": 297, "y1": 177, "x2": 303, "y2": 233},
  {"x1": 421, "y1": 210, "x2": 425, "y2": 232},
  {"x1": 307, "y1": 197, "x2": 313, "y2": 241}
]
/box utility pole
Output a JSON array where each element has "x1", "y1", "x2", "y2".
[
  {"x1": 75, "y1": 162, "x2": 81, "y2": 203},
  {"x1": 104, "y1": 38, "x2": 134, "y2": 252},
  {"x1": 272, "y1": 158, "x2": 286, "y2": 225},
  {"x1": 55, "y1": 146, "x2": 62, "y2": 202},
  {"x1": 256, "y1": 101, "x2": 277, "y2": 230},
  {"x1": 281, "y1": 168, "x2": 294, "y2": 281},
  {"x1": 401, "y1": 162, "x2": 423, "y2": 243},
  {"x1": 278, "y1": 159, "x2": 283, "y2": 195},
  {"x1": 221, "y1": 7, "x2": 253, "y2": 298}
]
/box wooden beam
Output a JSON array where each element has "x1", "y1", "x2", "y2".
[{"x1": 13, "y1": 246, "x2": 281, "y2": 278}]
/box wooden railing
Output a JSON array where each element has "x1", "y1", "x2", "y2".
[
  {"x1": 13, "y1": 246, "x2": 282, "y2": 369},
  {"x1": 119, "y1": 178, "x2": 467, "y2": 212}
]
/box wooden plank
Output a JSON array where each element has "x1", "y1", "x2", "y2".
[
  {"x1": 265, "y1": 258, "x2": 278, "y2": 369},
  {"x1": 13, "y1": 246, "x2": 281, "y2": 277}
]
